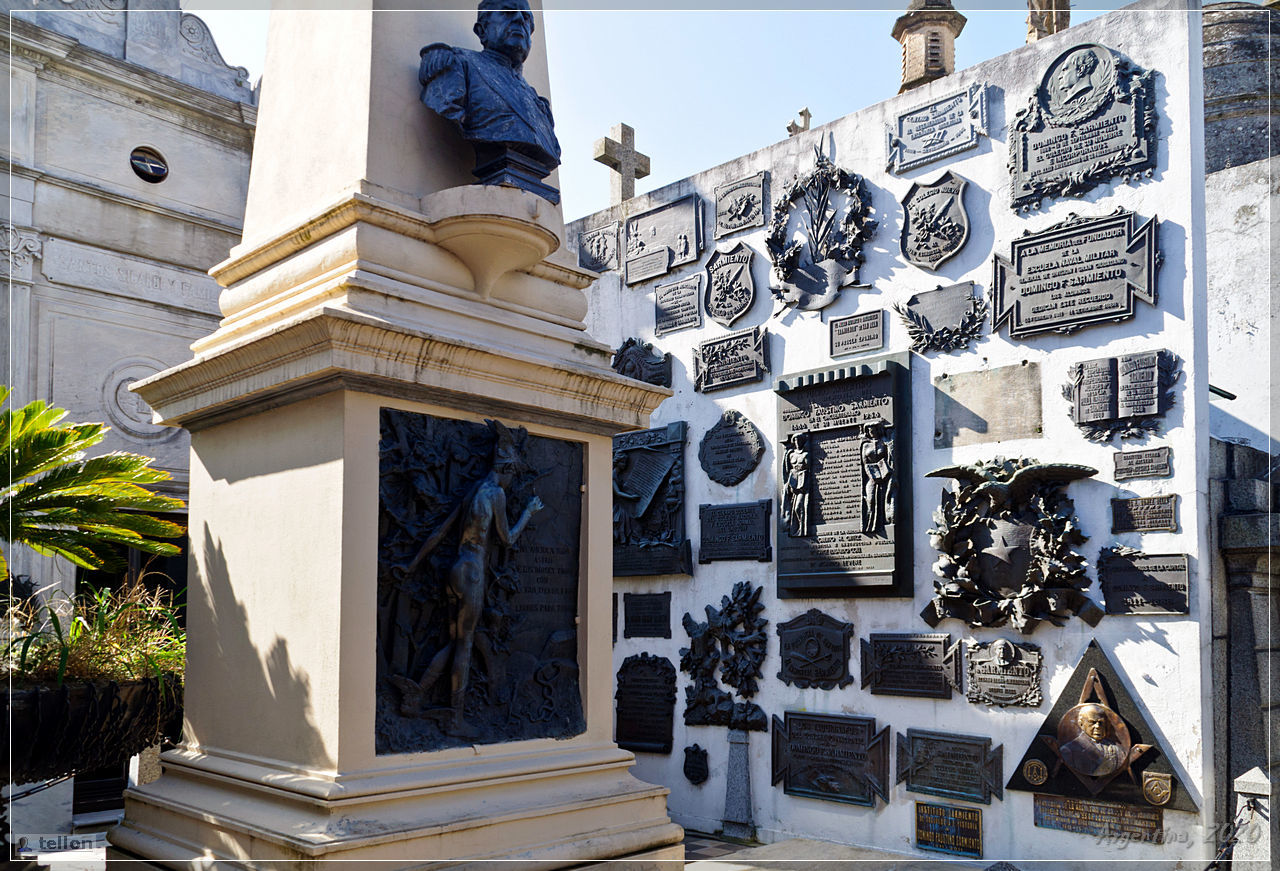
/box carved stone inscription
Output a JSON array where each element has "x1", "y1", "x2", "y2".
[
  {"x1": 993, "y1": 210, "x2": 1160, "y2": 340},
  {"x1": 886, "y1": 83, "x2": 988, "y2": 173},
  {"x1": 776, "y1": 355, "x2": 912, "y2": 598},
  {"x1": 1064, "y1": 350, "x2": 1181, "y2": 442},
  {"x1": 699, "y1": 410, "x2": 765, "y2": 487},
  {"x1": 916, "y1": 802, "x2": 982, "y2": 859},
  {"x1": 1034, "y1": 795, "x2": 1163, "y2": 842},
  {"x1": 1009, "y1": 44, "x2": 1158, "y2": 209},
  {"x1": 715, "y1": 171, "x2": 767, "y2": 238},
  {"x1": 615, "y1": 653, "x2": 676, "y2": 754},
  {"x1": 861, "y1": 633, "x2": 961, "y2": 700},
  {"x1": 1111, "y1": 494, "x2": 1178, "y2": 533},
  {"x1": 578, "y1": 222, "x2": 619, "y2": 272},
  {"x1": 625, "y1": 195, "x2": 704, "y2": 284},
  {"x1": 1099, "y1": 551, "x2": 1189, "y2": 615},
  {"x1": 613, "y1": 422, "x2": 692, "y2": 576},
  {"x1": 376, "y1": 411, "x2": 583, "y2": 753},
  {"x1": 1113, "y1": 447, "x2": 1172, "y2": 481},
  {"x1": 776, "y1": 609, "x2": 853, "y2": 690},
  {"x1": 771, "y1": 711, "x2": 890, "y2": 807},
  {"x1": 896, "y1": 729, "x2": 1004, "y2": 805},
  {"x1": 966, "y1": 639, "x2": 1043, "y2": 708},
  {"x1": 693, "y1": 326, "x2": 769, "y2": 393},
  {"x1": 699, "y1": 499, "x2": 772, "y2": 564},
  {"x1": 42, "y1": 237, "x2": 221, "y2": 315},
  {"x1": 933, "y1": 363, "x2": 1043, "y2": 449},
  {"x1": 830, "y1": 310, "x2": 884, "y2": 358},
  {"x1": 623, "y1": 591, "x2": 672, "y2": 638},
  {"x1": 655, "y1": 274, "x2": 704, "y2": 336}
]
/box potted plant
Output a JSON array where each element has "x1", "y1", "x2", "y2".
[{"x1": 2, "y1": 386, "x2": 186, "y2": 795}]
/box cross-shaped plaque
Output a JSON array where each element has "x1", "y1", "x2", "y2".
[{"x1": 593, "y1": 122, "x2": 651, "y2": 205}]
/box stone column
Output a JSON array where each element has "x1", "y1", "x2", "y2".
[{"x1": 111, "y1": 4, "x2": 682, "y2": 866}]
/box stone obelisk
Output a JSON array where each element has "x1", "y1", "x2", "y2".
[{"x1": 111, "y1": 2, "x2": 683, "y2": 865}]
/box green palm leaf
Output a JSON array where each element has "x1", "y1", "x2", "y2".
[{"x1": 1, "y1": 387, "x2": 185, "y2": 572}]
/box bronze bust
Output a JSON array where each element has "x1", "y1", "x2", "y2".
[{"x1": 419, "y1": 0, "x2": 562, "y2": 203}]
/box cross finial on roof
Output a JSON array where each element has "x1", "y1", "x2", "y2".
[
  {"x1": 786, "y1": 107, "x2": 812, "y2": 138},
  {"x1": 593, "y1": 123, "x2": 651, "y2": 206}
]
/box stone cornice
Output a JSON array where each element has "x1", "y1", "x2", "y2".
[
  {"x1": 133, "y1": 308, "x2": 670, "y2": 436},
  {"x1": 3, "y1": 16, "x2": 256, "y2": 141}
]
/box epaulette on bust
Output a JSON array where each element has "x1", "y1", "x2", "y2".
[{"x1": 418, "y1": 43, "x2": 459, "y2": 81}]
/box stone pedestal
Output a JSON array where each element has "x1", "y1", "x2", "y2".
[
  {"x1": 111, "y1": 6, "x2": 681, "y2": 867},
  {"x1": 1231, "y1": 767, "x2": 1273, "y2": 869}
]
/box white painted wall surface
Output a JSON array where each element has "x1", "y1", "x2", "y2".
[{"x1": 572, "y1": 0, "x2": 1216, "y2": 864}]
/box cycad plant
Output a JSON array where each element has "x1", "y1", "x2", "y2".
[{"x1": 0, "y1": 387, "x2": 184, "y2": 577}]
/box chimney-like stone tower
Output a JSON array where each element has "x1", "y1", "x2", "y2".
[
  {"x1": 892, "y1": 0, "x2": 967, "y2": 93},
  {"x1": 1027, "y1": 0, "x2": 1071, "y2": 43}
]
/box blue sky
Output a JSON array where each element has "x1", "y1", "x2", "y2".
[{"x1": 187, "y1": 3, "x2": 1114, "y2": 220}]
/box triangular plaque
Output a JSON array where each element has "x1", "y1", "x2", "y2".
[{"x1": 1006, "y1": 640, "x2": 1196, "y2": 812}]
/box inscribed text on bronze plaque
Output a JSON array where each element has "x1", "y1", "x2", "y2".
[
  {"x1": 698, "y1": 499, "x2": 773, "y2": 564},
  {"x1": 1063, "y1": 349, "x2": 1180, "y2": 442},
  {"x1": 886, "y1": 83, "x2": 988, "y2": 173},
  {"x1": 896, "y1": 728, "x2": 1004, "y2": 804},
  {"x1": 1009, "y1": 44, "x2": 1158, "y2": 210},
  {"x1": 775, "y1": 354, "x2": 912, "y2": 598},
  {"x1": 1111, "y1": 494, "x2": 1178, "y2": 533},
  {"x1": 1099, "y1": 549, "x2": 1189, "y2": 615},
  {"x1": 830, "y1": 310, "x2": 884, "y2": 358},
  {"x1": 623, "y1": 591, "x2": 672, "y2": 639},
  {"x1": 1034, "y1": 795, "x2": 1163, "y2": 842},
  {"x1": 699, "y1": 409, "x2": 765, "y2": 487},
  {"x1": 655, "y1": 274, "x2": 704, "y2": 337},
  {"x1": 992, "y1": 210, "x2": 1160, "y2": 340},
  {"x1": 715, "y1": 171, "x2": 767, "y2": 238},
  {"x1": 965, "y1": 639, "x2": 1043, "y2": 707},
  {"x1": 614, "y1": 653, "x2": 676, "y2": 754},
  {"x1": 900, "y1": 171, "x2": 970, "y2": 271},
  {"x1": 771, "y1": 711, "x2": 890, "y2": 807},
  {"x1": 915, "y1": 802, "x2": 983, "y2": 859},
  {"x1": 1113, "y1": 447, "x2": 1172, "y2": 480},
  {"x1": 693, "y1": 326, "x2": 769, "y2": 393},
  {"x1": 861, "y1": 633, "x2": 962, "y2": 699}
]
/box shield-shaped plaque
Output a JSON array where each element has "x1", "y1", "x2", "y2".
[
  {"x1": 901, "y1": 171, "x2": 970, "y2": 271},
  {"x1": 684, "y1": 744, "x2": 709, "y2": 784},
  {"x1": 705, "y1": 242, "x2": 756, "y2": 328}
]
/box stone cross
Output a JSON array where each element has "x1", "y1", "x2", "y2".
[
  {"x1": 786, "y1": 107, "x2": 812, "y2": 138},
  {"x1": 593, "y1": 122, "x2": 650, "y2": 205}
]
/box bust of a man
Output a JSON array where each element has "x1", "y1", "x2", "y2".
[{"x1": 419, "y1": 0, "x2": 562, "y2": 203}]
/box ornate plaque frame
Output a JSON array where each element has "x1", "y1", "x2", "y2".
[
  {"x1": 992, "y1": 209, "x2": 1160, "y2": 340},
  {"x1": 1009, "y1": 44, "x2": 1158, "y2": 210},
  {"x1": 776, "y1": 608, "x2": 854, "y2": 690},
  {"x1": 775, "y1": 353, "x2": 913, "y2": 598},
  {"x1": 886, "y1": 83, "x2": 988, "y2": 173},
  {"x1": 771, "y1": 711, "x2": 890, "y2": 807},
  {"x1": 860, "y1": 633, "x2": 962, "y2": 700},
  {"x1": 896, "y1": 728, "x2": 1004, "y2": 805}
]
